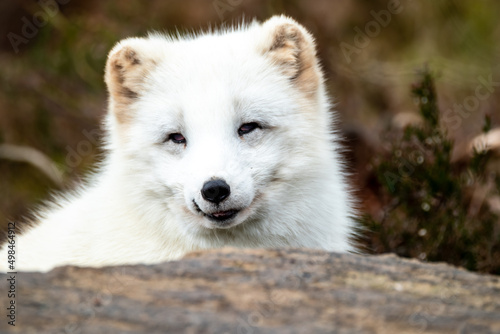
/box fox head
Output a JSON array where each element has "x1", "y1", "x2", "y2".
[{"x1": 102, "y1": 16, "x2": 348, "y2": 245}]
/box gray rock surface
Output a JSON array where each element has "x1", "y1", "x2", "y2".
[{"x1": 1, "y1": 248, "x2": 499, "y2": 333}]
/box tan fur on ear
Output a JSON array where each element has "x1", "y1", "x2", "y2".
[
  {"x1": 260, "y1": 16, "x2": 321, "y2": 97},
  {"x1": 105, "y1": 38, "x2": 159, "y2": 123}
]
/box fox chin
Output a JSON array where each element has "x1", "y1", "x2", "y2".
[{"x1": 1, "y1": 15, "x2": 358, "y2": 273}]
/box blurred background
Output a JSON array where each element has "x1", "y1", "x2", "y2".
[{"x1": 1, "y1": 0, "x2": 499, "y2": 273}]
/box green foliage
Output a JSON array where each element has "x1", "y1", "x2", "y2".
[{"x1": 361, "y1": 69, "x2": 500, "y2": 274}]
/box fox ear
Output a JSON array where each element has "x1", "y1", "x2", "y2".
[
  {"x1": 104, "y1": 38, "x2": 160, "y2": 123},
  {"x1": 259, "y1": 16, "x2": 321, "y2": 95}
]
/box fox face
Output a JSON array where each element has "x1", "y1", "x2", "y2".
[
  {"x1": 137, "y1": 77, "x2": 288, "y2": 232},
  {"x1": 104, "y1": 16, "x2": 331, "y2": 237}
]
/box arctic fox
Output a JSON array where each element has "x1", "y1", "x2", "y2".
[{"x1": 1, "y1": 15, "x2": 357, "y2": 272}]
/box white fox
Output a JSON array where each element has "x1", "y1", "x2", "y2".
[{"x1": 1, "y1": 15, "x2": 357, "y2": 272}]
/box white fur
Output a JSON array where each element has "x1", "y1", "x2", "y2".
[{"x1": 0, "y1": 16, "x2": 357, "y2": 272}]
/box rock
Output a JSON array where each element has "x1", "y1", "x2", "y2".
[{"x1": 1, "y1": 248, "x2": 499, "y2": 333}]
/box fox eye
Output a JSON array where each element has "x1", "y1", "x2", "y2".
[
  {"x1": 238, "y1": 122, "x2": 260, "y2": 136},
  {"x1": 168, "y1": 133, "x2": 186, "y2": 144}
]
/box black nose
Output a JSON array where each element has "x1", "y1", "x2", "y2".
[{"x1": 201, "y1": 179, "x2": 231, "y2": 204}]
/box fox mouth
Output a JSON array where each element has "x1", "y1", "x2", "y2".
[
  {"x1": 193, "y1": 200, "x2": 240, "y2": 223},
  {"x1": 206, "y1": 209, "x2": 239, "y2": 222}
]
